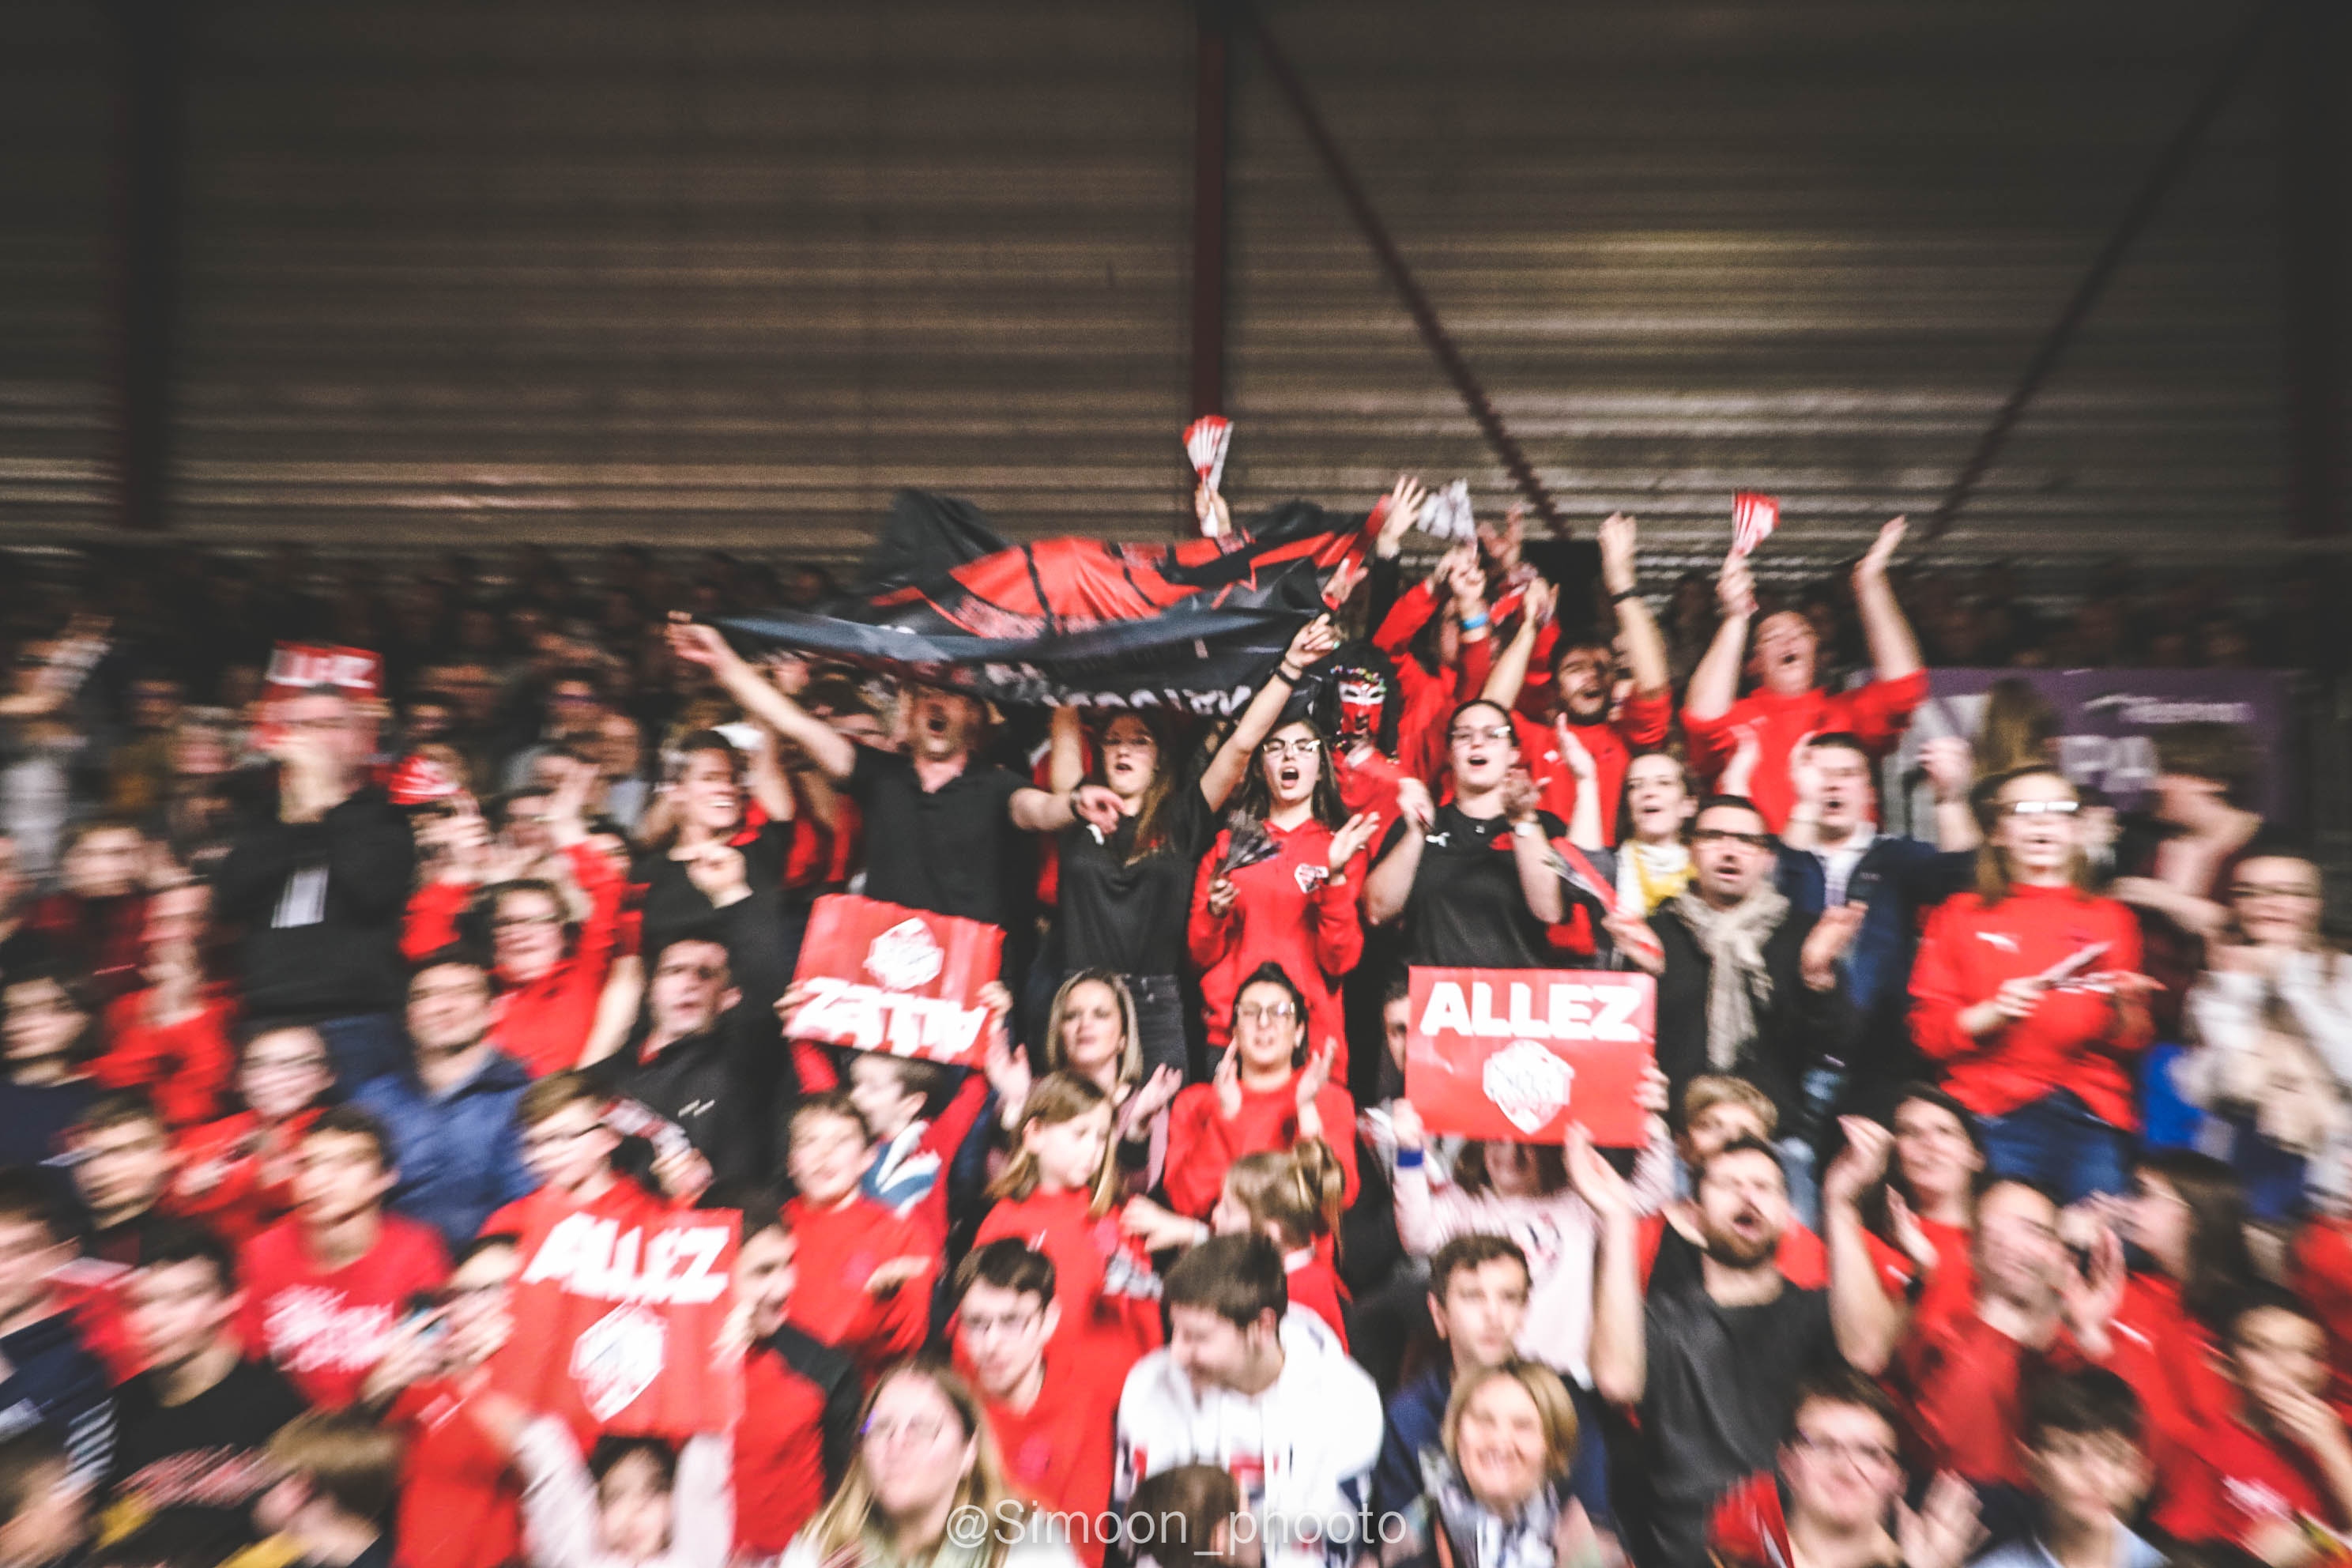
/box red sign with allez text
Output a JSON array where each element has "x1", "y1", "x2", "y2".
[
  {"x1": 1404, "y1": 967, "x2": 1655, "y2": 1146},
  {"x1": 495, "y1": 1207, "x2": 741, "y2": 1440},
  {"x1": 786, "y1": 894, "x2": 1005, "y2": 1065}
]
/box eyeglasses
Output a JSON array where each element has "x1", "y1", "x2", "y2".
[
  {"x1": 1998, "y1": 799, "x2": 2079, "y2": 818},
  {"x1": 1450, "y1": 726, "x2": 1513, "y2": 747},
  {"x1": 1692, "y1": 828, "x2": 1772, "y2": 850},
  {"x1": 1235, "y1": 1002, "x2": 1297, "y2": 1023},
  {"x1": 1260, "y1": 738, "x2": 1321, "y2": 759},
  {"x1": 959, "y1": 1310, "x2": 1043, "y2": 1340},
  {"x1": 1788, "y1": 1433, "x2": 1900, "y2": 1471},
  {"x1": 492, "y1": 912, "x2": 563, "y2": 932},
  {"x1": 861, "y1": 1415, "x2": 953, "y2": 1449}
]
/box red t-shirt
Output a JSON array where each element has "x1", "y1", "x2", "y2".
[
  {"x1": 732, "y1": 1329, "x2": 854, "y2": 1556},
  {"x1": 386, "y1": 1375, "x2": 525, "y2": 1568},
  {"x1": 238, "y1": 1213, "x2": 452, "y2": 1408},
  {"x1": 1505, "y1": 699, "x2": 1672, "y2": 846},
  {"x1": 1682, "y1": 671, "x2": 1929, "y2": 832},
  {"x1": 986, "y1": 1355, "x2": 1124, "y2": 1568},
  {"x1": 779, "y1": 1195, "x2": 933, "y2": 1378},
  {"x1": 1187, "y1": 819, "x2": 1366, "y2": 1072},
  {"x1": 2178, "y1": 1416, "x2": 2343, "y2": 1548},
  {"x1": 93, "y1": 990, "x2": 236, "y2": 1129},
  {"x1": 973, "y1": 1189, "x2": 1162, "y2": 1379},
  {"x1": 1162, "y1": 1076, "x2": 1360, "y2": 1220},
  {"x1": 1909, "y1": 884, "x2": 2152, "y2": 1127}
]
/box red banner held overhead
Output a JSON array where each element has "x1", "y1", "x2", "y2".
[
  {"x1": 254, "y1": 643, "x2": 384, "y2": 754},
  {"x1": 1404, "y1": 968, "x2": 1655, "y2": 1146},
  {"x1": 785, "y1": 894, "x2": 1005, "y2": 1065},
  {"x1": 496, "y1": 1207, "x2": 741, "y2": 1441}
]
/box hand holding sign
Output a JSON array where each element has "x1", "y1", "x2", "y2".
[{"x1": 786, "y1": 895, "x2": 1005, "y2": 1065}]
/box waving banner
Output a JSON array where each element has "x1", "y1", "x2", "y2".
[
  {"x1": 1404, "y1": 967, "x2": 1655, "y2": 1145},
  {"x1": 496, "y1": 1207, "x2": 741, "y2": 1439},
  {"x1": 785, "y1": 893, "x2": 1006, "y2": 1065},
  {"x1": 718, "y1": 489, "x2": 1370, "y2": 715}
]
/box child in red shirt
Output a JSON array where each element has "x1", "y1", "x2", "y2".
[
  {"x1": 952, "y1": 1240, "x2": 1124, "y2": 1568},
  {"x1": 238, "y1": 1105, "x2": 450, "y2": 1408},
  {"x1": 1163, "y1": 964, "x2": 1358, "y2": 1219},
  {"x1": 1209, "y1": 1143, "x2": 1350, "y2": 1348},
  {"x1": 778, "y1": 1092, "x2": 933, "y2": 1378},
  {"x1": 972, "y1": 1073, "x2": 1161, "y2": 1379}
]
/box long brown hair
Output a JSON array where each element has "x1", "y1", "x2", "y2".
[
  {"x1": 1230, "y1": 718, "x2": 1346, "y2": 829},
  {"x1": 987, "y1": 1071, "x2": 1122, "y2": 1217},
  {"x1": 805, "y1": 1361, "x2": 1028, "y2": 1568},
  {"x1": 1973, "y1": 764, "x2": 2093, "y2": 903},
  {"x1": 1452, "y1": 1139, "x2": 1570, "y2": 1199},
  {"x1": 1095, "y1": 711, "x2": 1184, "y2": 864}
]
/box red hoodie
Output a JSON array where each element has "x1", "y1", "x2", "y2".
[
  {"x1": 1909, "y1": 884, "x2": 2151, "y2": 1127},
  {"x1": 1186, "y1": 820, "x2": 1365, "y2": 1073},
  {"x1": 780, "y1": 1194, "x2": 933, "y2": 1378},
  {"x1": 404, "y1": 842, "x2": 627, "y2": 1078},
  {"x1": 1163, "y1": 1075, "x2": 1359, "y2": 1219},
  {"x1": 973, "y1": 1188, "x2": 1162, "y2": 1378},
  {"x1": 1682, "y1": 670, "x2": 1929, "y2": 832}
]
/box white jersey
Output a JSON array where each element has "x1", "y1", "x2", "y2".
[{"x1": 1113, "y1": 1314, "x2": 1384, "y2": 1568}]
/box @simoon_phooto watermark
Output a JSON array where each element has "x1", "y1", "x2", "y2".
[{"x1": 944, "y1": 1501, "x2": 1415, "y2": 1551}]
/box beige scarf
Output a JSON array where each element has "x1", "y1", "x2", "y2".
[{"x1": 1673, "y1": 883, "x2": 1790, "y2": 1070}]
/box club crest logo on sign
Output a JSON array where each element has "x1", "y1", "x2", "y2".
[
  {"x1": 865, "y1": 919, "x2": 945, "y2": 992},
  {"x1": 1483, "y1": 1041, "x2": 1575, "y2": 1134},
  {"x1": 788, "y1": 895, "x2": 1007, "y2": 1065},
  {"x1": 571, "y1": 1303, "x2": 669, "y2": 1423},
  {"x1": 1405, "y1": 968, "x2": 1654, "y2": 1146}
]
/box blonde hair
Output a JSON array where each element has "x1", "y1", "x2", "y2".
[
  {"x1": 806, "y1": 1362, "x2": 1030, "y2": 1568},
  {"x1": 988, "y1": 1072, "x2": 1121, "y2": 1217},
  {"x1": 1681, "y1": 1075, "x2": 1779, "y2": 1140},
  {"x1": 266, "y1": 1410, "x2": 405, "y2": 1524},
  {"x1": 1223, "y1": 1141, "x2": 1345, "y2": 1253},
  {"x1": 1043, "y1": 970, "x2": 1144, "y2": 1089},
  {"x1": 1442, "y1": 1361, "x2": 1581, "y2": 1479}
]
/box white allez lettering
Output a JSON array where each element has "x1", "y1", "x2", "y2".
[
  {"x1": 787, "y1": 975, "x2": 989, "y2": 1057},
  {"x1": 519, "y1": 1216, "x2": 731, "y2": 1306},
  {"x1": 1418, "y1": 978, "x2": 1645, "y2": 1043}
]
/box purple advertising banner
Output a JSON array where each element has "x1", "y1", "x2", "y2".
[{"x1": 1886, "y1": 667, "x2": 2296, "y2": 835}]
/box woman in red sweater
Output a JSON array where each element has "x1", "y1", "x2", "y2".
[
  {"x1": 1187, "y1": 715, "x2": 1381, "y2": 1080},
  {"x1": 1909, "y1": 764, "x2": 2155, "y2": 1202},
  {"x1": 1160, "y1": 963, "x2": 1359, "y2": 1219}
]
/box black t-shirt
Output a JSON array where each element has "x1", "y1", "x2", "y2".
[
  {"x1": 633, "y1": 818, "x2": 793, "y2": 967},
  {"x1": 1638, "y1": 1283, "x2": 1840, "y2": 1568},
  {"x1": 107, "y1": 1359, "x2": 307, "y2": 1557},
  {"x1": 844, "y1": 748, "x2": 1029, "y2": 929},
  {"x1": 1055, "y1": 779, "x2": 1219, "y2": 976},
  {"x1": 1378, "y1": 804, "x2": 1567, "y2": 968}
]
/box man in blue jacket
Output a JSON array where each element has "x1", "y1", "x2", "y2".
[
  {"x1": 1773, "y1": 733, "x2": 1976, "y2": 1148},
  {"x1": 354, "y1": 950, "x2": 535, "y2": 1250}
]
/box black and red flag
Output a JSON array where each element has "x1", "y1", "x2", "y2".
[{"x1": 719, "y1": 490, "x2": 1371, "y2": 714}]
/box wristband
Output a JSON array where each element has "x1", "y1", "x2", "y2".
[
  {"x1": 1610, "y1": 587, "x2": 1642, "y2": 604},
  {"x1": 1395, "y1": 1146, "x2": 1427, "y2": 1169},
  {"x1": 1277, "y1": 664, "x2": 1303, "y2": 684},
  {"x1": 1460, "y1": 609, "x2": 1490, "y2": 632}
]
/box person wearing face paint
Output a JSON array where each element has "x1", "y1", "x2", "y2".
[
  {"x1": 1909, "y1": 766, "x2": 2156, "y2": 1203},
  {"x1": 1364, "y1": 700, "x2": 1571, "y2": 972},
  {"x1": 1046, "y1": 616, "x2": 1344, "y2": 1083},
  {"x1": 1477, "y1": 514, "x2": 1672, "y2": 851},
  {"x1": 1770, "y1": 733, "x2": 1977, "y2": 1144},
  {"x1": 667, "y1": 616, "x2": 1122, "y2": 936},
  {"x1": 1574, "y1": 1130, "x2": 1902, "y2": 1568},
  {"x1": 1604, "y1": 797, "x2": 1864, "y2": 1212},
  {"x1": 1188, "y1": 708, "x2": 1377, "y2": 1083},
  {"x1": 1681, "y1": 518, "x2": 1926, "y2": 835}
]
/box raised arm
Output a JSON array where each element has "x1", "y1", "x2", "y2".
[
  {"x1": 1683, "y1": 556, "x2": 1755, "y2": 724},
  {"x1": 1852, "y1": 518, "x2": 1922, "y2": 683},
  {"x1": 1569, "y1": 1131, "x2": 1647, "y2": 1405},
  {"x1": 1821, "y1": 1118, "x2": 1908, "y2": 1374},
  {"x1": 666, "y1": 618, "x2": 856, "y2": 781},
  {"x1": 1504, "y1": 776, "x2": 1566, "y2": 925},
  {"x1": 1599, "y1": 513, "x2": 1670, "y2": 698},
  {"x1": 1197, "y1": 616, "x2": 1340, "y2": 812},
  {"x1": 1480, "y1": 575, "x2": 1555, "y2": 712},
  {"x1": 1048, "y1": 703, "x2": 1085, "y2": 796},
  {"x1": 1364, "y1": 781, "x2": 1434, "y2": 926}
]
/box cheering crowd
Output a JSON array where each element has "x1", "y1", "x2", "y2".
[{"x1": 0, "y1": 483, "x2": 2345, "y2": 1568}]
